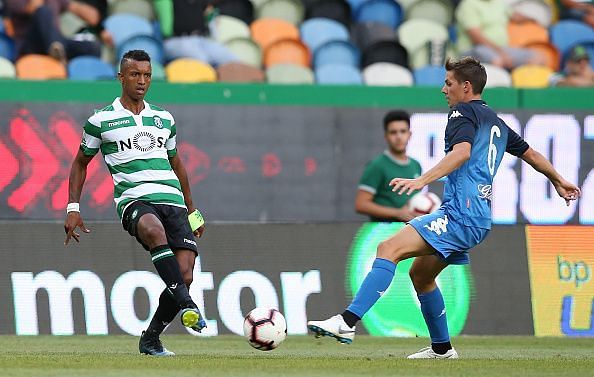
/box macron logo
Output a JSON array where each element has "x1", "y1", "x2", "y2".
[
  {"x1": 184, "y1": 238, "x2": 197, "y2": 246},
  {"x1": 108, "y1": 119, "x2": 131, "y2": 127},
  {"x1": 449, "y1": 110, "x2": 462, "y2": 119}
]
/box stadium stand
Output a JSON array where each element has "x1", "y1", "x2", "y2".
[
  {"x1": 264, "y1": 39, "x2": 311, "y2": 67},
  {"x1": 315, "y1": 63, "x2": 363, "y2": 84},
  {"x1": 353, "y1": 0, "x2": 403, "y2": 30},
  {"x1": 0, "y1": 56, "x2": 16, "y2": 78},
  {"x1": 511, "y1": 64, "x2": 553, "y2": 87},
  {"x1": 256, "y1": 0, "x2": 305, "y2": 25},
  {"x1": 165, "y1": 58, "x2": 217, "y2": 83},
  {"x1": 266, "y1": 63, "x2": 315, "y2": 83},
  {"x1": 362, "y1": 62, "x2": 414, "y2": 86},
  {"x1": 413, "y1": 65, "x2": 447, "y2": 86},
  {"x1": 110, "y1": 0, "x2": 156, "y2": 20},
  {"x1": 68, "y1": 55, "x2": 115, "y2": 80},
  {"x1": 305, "y1": 0, "x2": 352, "y2": 27},
  {"x1": 251, "y1": 18, "x2": 300, "y2": 50},
  {"x1": 214, "y1": 16, "x2": 251, "y2": 44},
  {"x1": 16, "y1": 55, "x2": 67, "y2": 80},
  {"x1": 405, "y1": 0, "x2": 454, "y2": 27},
  {"x1": 313, "y1": 40, "x2": 360, "y2": 69},
  {"x1": 362, "y1": 40, "x2": 409, "y2": 68},
  {"x1": 300, "y1": 18, "x2": 349, "y2": 52},
  {"x1": 225, "y1": 37, "x2": 263, "y2": 67},
  {"x1": 483, "y1": 63, "x2": 513, "y2": 87},
  {"x1": 217, "y1": 62, "x2": 266, "y2": 82}
]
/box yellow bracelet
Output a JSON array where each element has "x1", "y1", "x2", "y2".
[{"x1": 188, "y1": 209, "x2": 205, "y2": 232}]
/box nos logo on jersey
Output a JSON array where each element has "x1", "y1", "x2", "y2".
[
  {"x1": 118, "y1": 131, "x2": 166, "y2": 152},
  {"x1": 424, "y1": 215, "x2": 449, "y2": 235}
]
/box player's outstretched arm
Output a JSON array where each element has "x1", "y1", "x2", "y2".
[
  {"x1": 170, "y1": 154, "x2": 205, "y2": 237},
  {"x1": 521, "y1": 147, "x2": 581, "y2": 206},
  {"x1": 355, "y1": 190, "x2": 415, "y2": 221},
  {"x1": 390, "y1": 142, "x2": 471, "y2": 195},
  {"x1": 64, "y1": 150, "x2": 93, "y2": 245}
]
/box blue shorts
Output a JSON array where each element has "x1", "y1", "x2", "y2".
[{"x1": 408, "y1": 207, "x2": 489, "y2": 265}]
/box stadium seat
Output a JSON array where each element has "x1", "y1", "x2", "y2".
[
  {"x1": 413, "y1": 65, "x2": 446, "y2": 86},
  {"x1": 104, "y1": 14, "x2": 154, "y2": 47},
  {"x1": 151, "y1": 62, "x2": 166, "y2": 81},
  {"x1": 0, "y1": 57, "x2": 16, "y2": 78},
  {"x1": 305, "y1": 0, "x2": 352, "y2": 27},
  {"x1": 165, "y1": 58, "x2": 217, "y2": 83},
  {"x1": 361, "y1": 40, "x2": 408, "y2": 68},
  {"x1": 363, "y1": 62, "x2": 413, "y2": 86},
  {"x1": 511, "y1": 64, "x2": 552, "y2": 88},
  {"x1": 405, "y1": 0, "x2": 454, "y2": 27},
  {"x1": 214, "y1": 16, "x2": 251, "y2": 44},
  {"x1": 526, "y1": 41, "x2": 560, "y2": 71},
  {"x1": 217, "y1": 0, "x2": 255, "y2": 24},
  {"x1": 398, "y1": 19, "x2": 449, "y2": 69},
  {"x1": 482, "y1": 63, "x2": 512, "y2": 87},
  {"x1": 266, "y1": 63, "x2": 315, "y2": 83},
  {"x1": 512, "y1": 0, "x2": 552, "y2": 27},
  {"x1": 550, "y1": 20, "x2": 594, "y2": 57},
  {"x1": 59, "y1": 11, "x2": 88, "y2": 37},
  {"x1": 354, "y1": 0, "x2": 403, "y2": 30},
  {"x1": 225, "y1": 37, "x2": 263, "y2": 67},
  {"x1": 217, "y1": 62, "x2": 265, "y2": 82},
  {"x1": 315, "y1": 63, "x2": 363, "y2": 84},
  {"x1": 109, "y1": 0, "x2": 155, "y2": 20},
  {"x1": 68, "y1": 56, "x2": 115, "y2": 80},
  {"x1": 346, "y1": 0, "x2": 367, "y2": 14},
  {"x1": 351, "y1": 22, "x2": 395, "y2": 51},
  {"x1": 264, "y1": 39, "x2": 311, "y2": 68},
  {"x1": 16, "y1": 55, "x2": 67, "y2": 80},
  {"x1": 300, "y1": 18, "x2": 349, "y2": 52},
  {"x1": 508, "y1": 21, "x2": 549, "y2": 48},
  {"x1": 0, "y1": 33, "x2": 15, "y2": 62},
  {"x1": 256, "y1": 0, "x2": 305, "y2": 25},
  {"x1": 313, "y1": 40, "x2": 360, "y2": 69},
  {"x1": 250, "y1": 18, "x2": 299, "y2": 50},
  {"x1": 117, "y1": 35, "x2": 164, "y2": 65}
]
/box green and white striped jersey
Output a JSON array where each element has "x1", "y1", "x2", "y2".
[{"x1": 80, "y1": 97, "x2": 185, "y2": 218}]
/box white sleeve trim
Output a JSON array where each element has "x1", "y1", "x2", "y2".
[{"x1": 358, "y1": 185, "x2": 377, "y2": 195}]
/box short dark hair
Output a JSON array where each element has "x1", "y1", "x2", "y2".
[
  {"x1": 444, "y1": 56, "x2": 487, "y2": 94},
  {"x1": 120, "y1": 50, "x2": 151, "y2": 71},
  {"x1": 383, "y1": 110, "x2": 410, "y2": 132}
]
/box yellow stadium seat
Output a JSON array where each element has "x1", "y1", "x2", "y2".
[
  {"x1": 165, "y1": 58, "x2": 217, "y2": 83},
  {"x1": 511, "y1": 64, "x2": 553, "y2": 88},
  {"x1": 16, "y1": 54, "x2": 67, "y2": 80}
]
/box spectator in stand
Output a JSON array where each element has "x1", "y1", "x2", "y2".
[
  {"x1": 6, "y1": 0, "x2": 101, "y2": 61},
  {"x1": 455, "y1": 0, "x2": 545, "y2": 69},
  {"x1": 550, "y1": 45, "x2": 594, "y2": 87},
  {"x1": 154, "y1": 0, "x2": 238, "y2": 66},
  {"x1": 558, "y1": 0, "x2": 594, "y2": 28}
]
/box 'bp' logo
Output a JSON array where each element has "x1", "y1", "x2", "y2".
[
  {"x1": 154, "y1": 116, "x2": 163, "y2": 129},
  {"x1": 347, "y1": 223, "x2": 472, "y2": 337}
]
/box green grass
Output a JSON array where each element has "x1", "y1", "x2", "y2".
[{"x1": 0, "y1": 335, "x2": 592, "y2": 377}]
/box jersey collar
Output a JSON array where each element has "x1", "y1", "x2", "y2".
[
  {"x1": 383, "y1": 150, "x2": 410, "y2": 166},
  {"x1": 113, "y1": 97, "x2": 150, "y2": 114}
]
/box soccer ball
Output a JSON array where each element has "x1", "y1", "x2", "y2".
[
  {"x1": 408, "y1": 192, "x2": 442, "y2": 215},
  {"x1": 243, "y1": 307, "x2": 287, "y2": 351}
]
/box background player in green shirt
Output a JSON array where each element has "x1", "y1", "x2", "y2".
[{"x1": 355, "y1": 110, "x2": 422, "y2": 222}]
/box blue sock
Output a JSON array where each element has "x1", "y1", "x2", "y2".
[
  {"x1": 418, "y1": 287, "x2": 450, "y2": 343},
  {"x1": 346, "y1": 258, "x2": 396, "y2": 319}
]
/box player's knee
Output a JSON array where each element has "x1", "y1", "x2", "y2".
[
  {"x1": 143, "y1": 225, "x2": 167, "y2": 246},
  {"x1": 409, "y1": 268, "x2": 433, "y2": 292},
  {"x1": 376, "y1": 240, "x2": 404, "y2": 263}
]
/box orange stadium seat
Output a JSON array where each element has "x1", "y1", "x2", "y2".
[
  {"x1": 250, "y1": 18, "x2": 300, "y2": 50},
  {"x1": 508, "y1": 21, "x2": 549, "y2": 48},
  {"x1": 15, "y1": 54, "x2": 67, "y2": 80},
  {"x1": 526, "y1": 41, "x2": 560, "y2": 71},
  {"x1": 264, "y1": 39, "x2": 311, "y2": 68}
]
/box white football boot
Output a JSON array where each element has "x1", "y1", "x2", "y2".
[
  {"x1": 407, "y1": 346, "x2": 459, "y2": 359},
  {"x1": 307, "y1": 315, "x2": 355, "y2": 344}
]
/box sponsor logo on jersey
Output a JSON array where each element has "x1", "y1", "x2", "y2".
[
  {"x1": 478, "y1": 184, "x2": 492, "y2": 201},
  {"x1": 107, "y1": 119, "x2": 131, "y2": 127},
  {"x1": 153, "y1": 116, "x2": 163, "y2": 129},
  {"x1": 424, "y1": 215, "x2": 449, "y2": 235},
  {"x1": 449, "y1": 110, "x2": 462, "y2": 119},
  {"x1": 132, "y1": 131, "x2": 156, "y2": 152}
]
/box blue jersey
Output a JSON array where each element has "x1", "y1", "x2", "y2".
[{"x1": 442, "y1": 100, "x2": 529, "y2": 229}]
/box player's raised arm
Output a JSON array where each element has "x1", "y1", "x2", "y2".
[
  {"x1": 64, "y1": 149, "x2": 94, "y2": 245},
  {"x1": 520, "y1": 147, "x2": 581, "y2": 206}
]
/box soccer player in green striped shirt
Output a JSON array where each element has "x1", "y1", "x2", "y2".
[
  {"x1": 64, "y1": 50, "x2": 205, "y2": 356},
  {"x1": 355, "y1": 110, "x2": 422, "y2": 222}
]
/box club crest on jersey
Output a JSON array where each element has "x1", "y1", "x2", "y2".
[
  {"x1": 153, "y1": 116, "x2": 163, "y2": 129},
  {"x1": 424, "y1": 215, "x2": 449, "y2": 235},
  {"x1": 478, "y1": 184, "x2": 492, "y2": 201},
  {"x1": 449, "y1": 110, "x2": 462, "y2": 119}
]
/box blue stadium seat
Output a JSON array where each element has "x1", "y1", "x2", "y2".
[
  {"x1": 354, "y1": 0, "x2": 403, "y2": 30},
  {"x1": 104, "y1": 13, "x2": 154, "y2": 47},
  {"x1": 117, "y1": 35, "x2": 165, "y2": 64},
  {"x1": 314, "y1": 40, "x2": 360, "y2": 69},
  {"x1": 0, "y1": 33, "x2": 16, "y2": 62},
  {"x1": 550, "y1": 20, "x2": 594, "y2": 57},
  {"x1": 346, "y1": 0, "x2": 367, "y2": 14},
  {"x1": 413, "y1": 65, "x2": 446, "y2": 86},
  {"x1": 315, "y1": 63, "x2": 363, "y2": 84},
  {"x1": 300, "y1": 18, "x2": 349, "y2": 52},
  {"x1": 68, "y1": 56, "x2": 115, "y2": 80}
]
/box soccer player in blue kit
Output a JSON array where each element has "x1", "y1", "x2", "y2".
[{"x1": 307, "y1": 57, "x2": 581, "y2": 358}]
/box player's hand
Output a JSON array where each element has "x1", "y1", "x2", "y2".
[
  {"x1": 64, "y1": 212, "x2": 91, "y2": 245},
  {"x1": 395, "y1": 207, "x2": 416, "y2": 222},
  {"x1": 194, "y1": 224, "x2": 205, "y2": 238},
  {"x1": 554, "y1": 180, "x2": 581, "y2": 206},
  {"x1": 389, "y1": 177, "x2": 426, "y2": 196}
]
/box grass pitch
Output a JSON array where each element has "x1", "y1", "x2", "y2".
[{"x1": 0, "y1": 335, "x2": 592, "y2": 377}]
